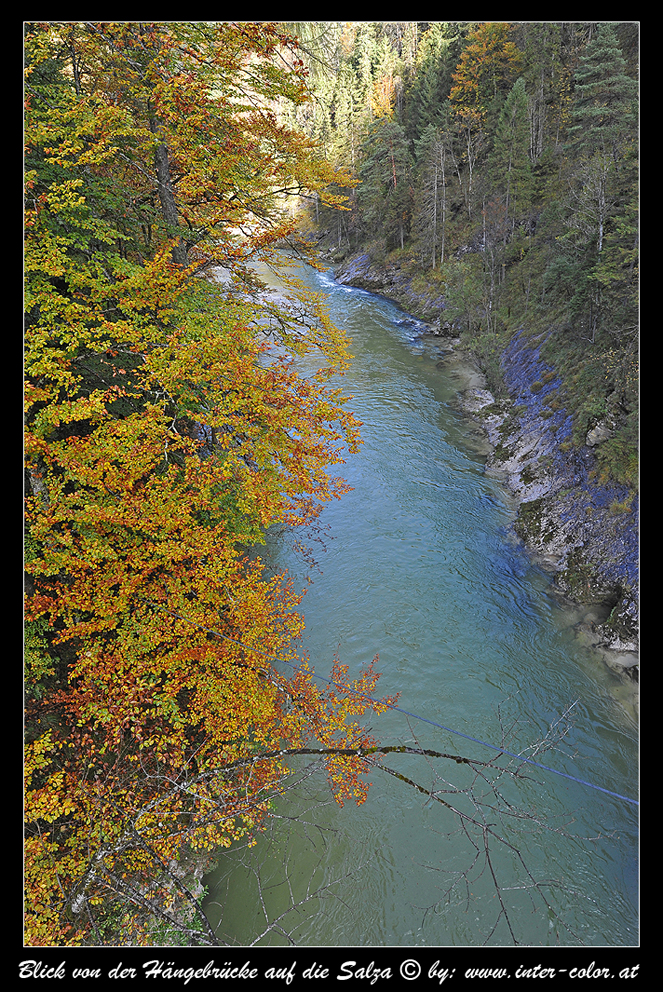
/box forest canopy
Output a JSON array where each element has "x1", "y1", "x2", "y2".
[{"x1": 296, "y1": 21, "x2": 638, "y2": 487}]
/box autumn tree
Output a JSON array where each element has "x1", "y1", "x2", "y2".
[
  {"x1": 448, "y1": 22, "x2": 523, "y2": 220},
  {"x1": 449, "y1": 22, "x2": 523, "y2": 122},
  {"x1": 24, "y1": 20, "x2": 394, "y2": 946}
]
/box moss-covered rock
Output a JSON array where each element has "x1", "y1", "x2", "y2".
[{"x1": 514, "y1": 498, "x2": 544, "y2": 541}]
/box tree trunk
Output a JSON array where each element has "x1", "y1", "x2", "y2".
[
  {"x1": 150, "y1": 119, "x2": 188, "y2": 267},
  {"x1": 440, "y1": 143, "x2": 447, "y2": 267},
  {"x1": 432, "y1": 160, "x2": 438, "y2": 269}
]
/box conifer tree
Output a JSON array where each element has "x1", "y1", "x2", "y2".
[
  {"x1": 404, "y1": 22, "x2": 467, "y2": 142},
  {"x1": 412, "y1": 113, "x2": 455, "y2": 269},
  {"x1": 412, "y1": 123, "x2": 441, "y2": 267},
  {"x1": 489, "y1": 77, "x2": 534, "y2": 232},
  {"x1": 568, "y1": 22, "x2": 638, "y2": 165},
  {"x1": 357, "y1": 118, "x2": 413, "y2": 250},
  {"x1": 556, "y1": 23, "x2": 639, "y2": 342}
]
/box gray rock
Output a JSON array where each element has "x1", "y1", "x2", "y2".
[
  {"x1": 586, "y1": 420, "x2": 615, "y2": 446},
  {"x1": 457, "y1": 388, "x2": 495, "y2": 413}
]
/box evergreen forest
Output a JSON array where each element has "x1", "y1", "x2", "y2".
[
  {"x1": 24, "y1": 21, "x2": 638, "y2": 949},
  {"x1": 293, "y1": 21, "x2": 638, "y2": 489}
]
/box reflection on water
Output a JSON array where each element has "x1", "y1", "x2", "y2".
[{"x1": 203, "y1": 261, "x2": 638, "y2": 947}]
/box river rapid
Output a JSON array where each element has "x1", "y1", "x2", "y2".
[{"x1": 203, "y1": 261, "x2": 638, "y2": 948}]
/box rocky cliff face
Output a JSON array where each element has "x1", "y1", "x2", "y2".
[
  {"x1": 468, "y1": 334, "x2": 639, "y2": 659},
  {"x1": 334, "y1": 252, "x2": 447, "y2": 323},
  {"x1": 333, "y1": 251, "x2": 639, "y2": 676}
]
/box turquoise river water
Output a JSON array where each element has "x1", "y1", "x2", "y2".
[{"x1": 202, "y1": 261, "x2": 638, "y2": 949}]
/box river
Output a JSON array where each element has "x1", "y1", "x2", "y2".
[{"x1": 202, "y1": 260, "x2": 638, "y2": 948}]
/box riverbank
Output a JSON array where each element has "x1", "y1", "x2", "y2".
[{"x1": 330, "y1": 248, "x2": 639, "y2": 690}]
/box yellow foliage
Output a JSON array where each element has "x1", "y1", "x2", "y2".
[{"x1": 24, "y1": 20, "x2": 384, "y2": 946}]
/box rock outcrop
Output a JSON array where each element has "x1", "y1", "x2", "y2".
[
  {"x1": 334, "y1": 252, "x2": 446, "y2": 324},
  {"x1": 458, "y1": 332, "x2": 639, "y2": 668}
]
